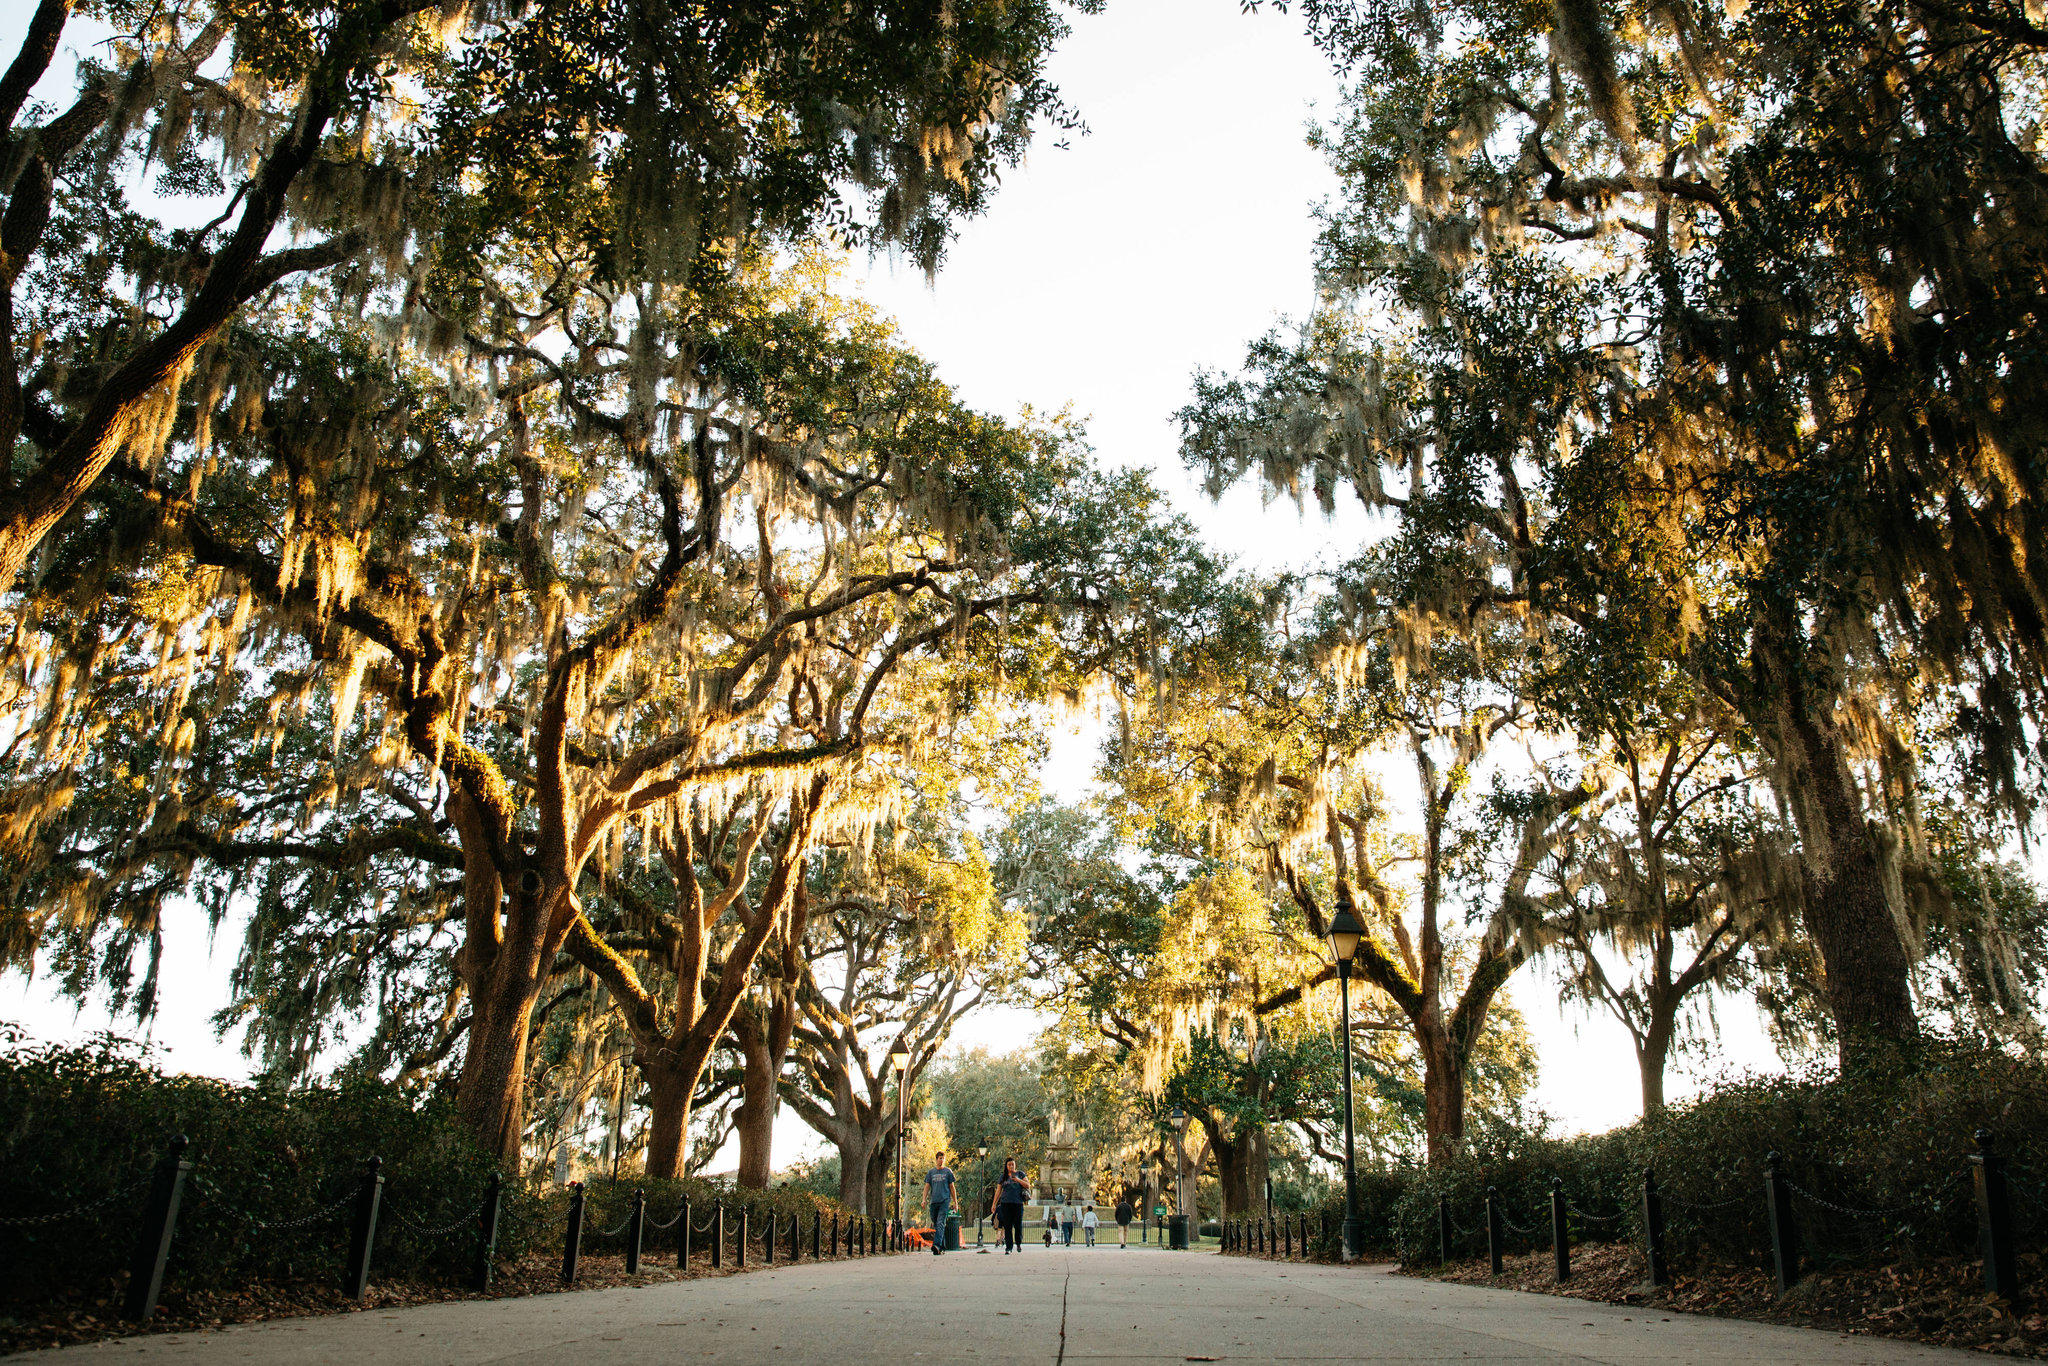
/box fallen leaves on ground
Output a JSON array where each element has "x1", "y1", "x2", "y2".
[
  {"x1": 0, "y1": 1247, "x2": 903, "y2": 1356},
  {"x1": 1397, "y1": 1242, "x2": 2044, "y2": 1357}
]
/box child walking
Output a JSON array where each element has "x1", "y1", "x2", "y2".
[{"x1": 1082, "y1": 1204, "x2": 1099, "y2": 1247}]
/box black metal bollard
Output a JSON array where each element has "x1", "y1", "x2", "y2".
[
  {"x1": 561, "y1": 1181, "x2": 586, "y2": 1285},
  {"x1": 1284, "y1": 1214, "x2": 1293, "y2": 1257},
  {"x1": 1971, "y1": 1130, "x2": 2019, "y2": 1303},
  {"x1": 1300, "y1": 1214, "x2": 1309, "y2": 1257},
  {"x1": 831, "y1": 1211, "x2": 840, "y2": 1256},
  {"x1": 344, "y1": 1157, "x2": 385, "y2": 1300},
  {"x1": 1438, "y1": 1194, "x2": 1452, "y2": 1264},
  {"x1": 738, "y1": 1207, "x2": 749, "y2": 1268},
  {"x1": 473, "y1": 1171, "x2": 505, "y2": 1292},
  {"x1": 625, "y1": 1188, "x2": 645, "y2": 1275},
  {"x1": 1551, "y1": 1181, "x2": 1570, "y2": 1282},
  {"x1": 1485, "y1": 1186, "x2": 1503, "y2": 1276},
  {"x1": 765, "y1": 1209, "x2": 775, "y2": 1265},
  {"x1": 1642, "y1": 1170, "x2": 1668, "y2": 1287},
  {"x1": 791, "y1": 1209, "x2": 800, "y2": 1261},
  {"x1": 679, "y1": 1197, "x2": 693, "y2": 1268},
  {"x1": 124, "y1": 1134, "x2": 193, "y2": 1322},
  {"x1": 1765, "y1": 1152, "x2": 1798, "y2": 1295},
  {"x1": 813, "y1": 1210, "x2": 822, "y2": 1260},
  {"x1": 712, "y1": 1205, "x2": 724, "y2": 1269}
]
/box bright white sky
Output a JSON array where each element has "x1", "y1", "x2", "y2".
[{"x1": 3, "y1": 0, "x2": 1786, "y2": 1170}]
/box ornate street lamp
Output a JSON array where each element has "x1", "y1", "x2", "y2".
[
  {"x1": 1138, "y1": 1157, "x2": 1152, "y2": 1243},
  {"x1": 1328, "y1": 904, "x2": 1364, "y2": 1261},
  {"x1": 890, "y1": 1038, "x2": 911, "y2": 1240},
  {"x1": 1170, "y1": 1106, "x2": 1188, "y2": 1247}
]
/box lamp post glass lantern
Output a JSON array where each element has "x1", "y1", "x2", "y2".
[
  {"x1": 890, "y1": 1040, "x2": 910, "y2": 1238},
  {"x1": 1328, "y1": 906, "x2": 1364, "y2": 1261}
]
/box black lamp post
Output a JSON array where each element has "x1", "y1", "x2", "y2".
[
  {"x1": 1170, "y1": 1106, "x2": 1188, "y2": 1247},
  {"x1": 1328, "y1": 904, "x2": 1364, "y2": 1261},
  {"x1": 889, "y1": 1038, "x2": 910, "y2": 1238},
  {"x1": 1138, "y1": 1157, "x2": 1151, "y2": 1243}
]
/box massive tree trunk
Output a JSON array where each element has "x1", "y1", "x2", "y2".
[
  {"x1": 454, "y1": 980, "x2": 539, "y2": 1167},
  {"x1": 1418, "y1": 1025, "x2": 1466, "y2": 1167},
  {"x1": 450, "y1": 787, "x2": 555, "y2": 1169},
  {"x1": 1792, "y1": 721, "x2": 1919, "y2": 1064},
  {"x1": 732, "y1": 894, "x2": 807, "y2": 1188},
  {"x1": 1205, "y1": 1124, "x2": 1254, "y2": 1218},
  {"x1": 643, "y1": 1057, "x2": 696, "y2": 1181},
  {"x1": 835, "y1": 1138, "x2": 870, "y2": 1215},
  {"x1": 732, "y1": 1012, "x2": 778, "y2": 1188},
  {"x1": 1753, "y1": 625, "x2": 1919, "y2": 1065}
]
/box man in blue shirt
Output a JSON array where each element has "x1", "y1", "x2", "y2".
[{"x1": 923, "y1": 1153, "x2": 957, "y2": 1256}]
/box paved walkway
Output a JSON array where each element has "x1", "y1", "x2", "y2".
[{"x1": 20, "y1": 1244, "x2": 1977, "y2": 1363}]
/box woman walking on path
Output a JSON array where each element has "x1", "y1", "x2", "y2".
[
  {"x1": 1114, "y1": 1196, "x2": 1133, "y2": 1248},
  {"x1": 991, "y1": 1159, "x2": 1028, "y2": 1254}
]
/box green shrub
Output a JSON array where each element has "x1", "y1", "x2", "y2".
[
  {"x1": 0, "y1": 1028, "x2": 541, "y2": 1308},
  {"x1": 0, "y1": 1029, "x2": 870, "y2": 1310},
  {"x1": 1281, "y1": 1037, "x2": 2048, "y2": 1274}
]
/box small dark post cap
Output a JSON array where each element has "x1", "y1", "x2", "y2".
[
  {"x1": 1975, "y1": 1128, "x2": 1994, "y2": 1150},
  {"x1": 570, "y1": 1180, "x2": 584, "y2": 1191},
  {"x1": 365, "y1": 1155, "x2": 383, "y2": 1172},
  {"x1": 1765, "y1": 1150, "x2": 1780, "y2": 1168},
  {"x1": 1551, "y1": 1179, "x2": 1563, "y2": 1192},
  {"x1": 1486, "y1": 1185, "x2": 1497, "y2": 1196}
]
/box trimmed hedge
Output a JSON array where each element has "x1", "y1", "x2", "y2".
[
  {"x1": 0, "y1": 1030, "x2": 537, "y2": 1308},
  {"x1": 1291, "y1": 1038, "x2": 2048, "y2": 1273},
  {"x1": 0, "y1": 1030, "x2": 867, "y2": 1310}
]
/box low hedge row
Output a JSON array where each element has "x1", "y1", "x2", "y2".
[
  {"x1": 1293, "y1": 1038, "x2": 2048, "y2": 1273},
  {"x1": 0, "y1": 1029, "x2": 863, "y2": 1310}
]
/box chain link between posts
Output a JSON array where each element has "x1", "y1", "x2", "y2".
[
  {"x1": 0, "y1": 1175, "x2": 148, "y2": 1228},
  {"x1": 390, "y1": 1203, "x2": 482, "y2": 1239},
  {"x1": 1565, "y1": 1204, "x2": 1623, "y2": 1224},
  {"x1": 192, "y1": 1174, "x2": 355, "y2": 1231}
]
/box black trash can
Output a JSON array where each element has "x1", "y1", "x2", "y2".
[
  {"x1": 945, "y1": 1212, "x2": 962, "y2": 1251},
  {"x1": 1168, "y1": 1213, "x2": 1189, "y2": 1250}
]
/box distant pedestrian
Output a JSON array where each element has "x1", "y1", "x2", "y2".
[
  {"x1": 1082, "y1": 1205, "x2": 1098, "y2": 1247},
  {"x1": 1114, "y1": 1196, "x2": 1133, "y2": 1248},
  {"x1": 924, "y1": 1152, "x2": 956, "y2": 1257},
  {"x1": 1061, "y1": 1204, "x2": 1076, "y2": 1246},
  {"x1": 992, "y1": 1159, "x2": 1027, "y2": 1254}
]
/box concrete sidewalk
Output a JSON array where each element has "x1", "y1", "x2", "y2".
[{"x1": 14, "y1": 1243, "x2": 1977, "y2": 1363}]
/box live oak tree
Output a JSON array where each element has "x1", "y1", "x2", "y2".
[
  {"x1": 785, "y1": 815, "x2": 1023, "y2": 1215},
  {"x1": 1220, "y1": 0, "x2": 2048, "y2": 1064},
  {"x1": 1102, "y1": 582, "x2": 1580, "y2": 1164},
  {"x1": 2, "y1": 251, "x2": 1195, "y2": 1167},
  {"x1": 0, "y1": 0, "x2": 1097, "y2": 592}
]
